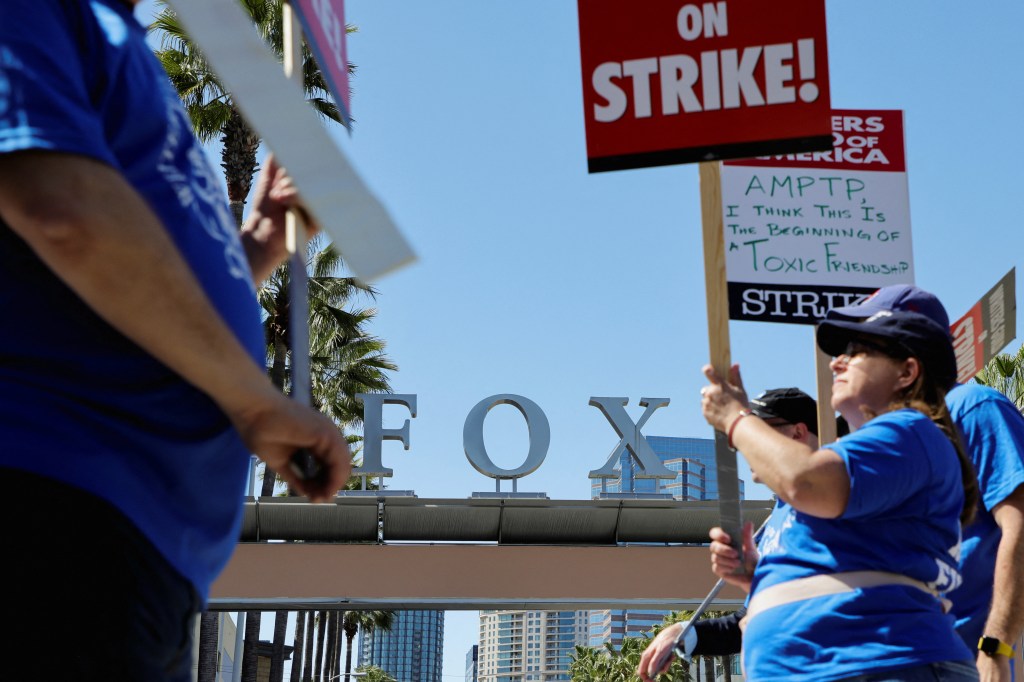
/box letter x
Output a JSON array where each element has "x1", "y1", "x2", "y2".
[{"x1": 588, "y1": 397, "x2": 674, "y2": 480}]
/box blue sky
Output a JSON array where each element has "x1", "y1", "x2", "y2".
[{"x1": 140, "y1": 1, "x2": 1024, "y2": 679}]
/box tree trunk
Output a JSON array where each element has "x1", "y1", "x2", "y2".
[
  {"x1": 344, "y1": 631, "x2": 357, "y2": 682},
  {"x1": 197, "y1": 612, "x2": 219, "y2": 682},
  {"x1": 313, "y1": 611, "x2": 328, "y2": 682},
  {"x1": 325, "y1": 612, "x2": 340, "y2": 682},
  {"x1": 703, "y1": 656, "x2": 716, "y2": 682},
  {"x1": 221, "y1": 107, "x2": 260, "y2": 227},
  {"x1": 291, "y1": 610, "x2": 306, "y2": 682},
  {"x1": 261, "y1": 329, "x2": 289, "y2": 499},
  {"x1": 722, "y1": 654, "x2": 733, "y2": 682},
  {"x1": 303, "y1": 612, "x2": 316, "y2": 682},
  {"x1": 269, "y1": 610, "x2": 288, "y2": 682},
  {"x1": 241, "y1": 611, "x2": 262, "y2": 682}
]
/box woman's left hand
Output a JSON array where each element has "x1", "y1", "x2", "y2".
[{"x1": 700, "y1": 363, "x2": 750, "y2": 433}]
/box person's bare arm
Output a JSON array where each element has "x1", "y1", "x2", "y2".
[
  {"x1": 977, "y1": 484, "x2": 1024, "y2": 682},
  {"x1": 0, "y1": 150, "x2": 349, "y2": 499},
  {"x1": 702, "y1": 364, "x2": 850, "y2": 517}
]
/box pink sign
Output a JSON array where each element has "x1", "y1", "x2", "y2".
[{"x1": 292, "y1": 0, "x2": 352, "y2": 127}]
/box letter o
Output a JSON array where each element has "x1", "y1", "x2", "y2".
[
  {"x1": 764, "y1": 256, "x2": 783, "y2": 272},
  {"x1": 463, "y1": 394, "x2": 550, "y2": 479},
  {"x1": 676, "y1": 5, "x2": 703, "y2": 41},
  {"x1": 846, "y1": 135, "x2": 868, "y2": 148}
]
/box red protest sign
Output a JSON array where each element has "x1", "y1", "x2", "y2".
[
  {"x1": 292, "y1": 0, "x2": 352, "y2": 127},
  {"x1": 952, "y1": 269, "x2": 1017, "y2": 383},
  {"x1": 577, "y1": 0, "x2": 832, "y2": 173},
  {"x1": 725, "y1": 110, "x2": 906, "y2": 172}
]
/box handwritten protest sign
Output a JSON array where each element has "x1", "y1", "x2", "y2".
[
  {"x1": 952, "y1": 269, "x2": 1017, "y2": 383},
  {"x1": 721, "y1": 110, "x2": 911, "y2": 324}
]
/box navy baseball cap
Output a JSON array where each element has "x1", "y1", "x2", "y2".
[
  {"x1": 817, "y1": 308, "x2": 958, "y2": 389},
  {"x1": 828, "y1": 284, "x2": 952, "y2": 330}
]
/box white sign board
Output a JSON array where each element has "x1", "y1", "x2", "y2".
[
  {"x1": 721, "y1": 110, "x2": 911, "y2": 324},
  {"x1": 165, "y1": 0, "x2": 415, "y2": 282}
]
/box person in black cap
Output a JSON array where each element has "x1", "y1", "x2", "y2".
[
  {"x1": 661, "y1": 387, "x2": 836, "y2": 663},
  {"x1": 641, "y1": 301, "x2": 981, "y2": 681}
]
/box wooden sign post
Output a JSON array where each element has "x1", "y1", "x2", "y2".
[
  {"x1": 700, "y1": 162, "x2": 743, "y2": 546},
  {"x1": 576, "y1": 0, "x2": 833, "y2": 560}
]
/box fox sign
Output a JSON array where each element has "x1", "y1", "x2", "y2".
[{"x1": 577, "y1": 0, "x2": 833, "y2": 173}]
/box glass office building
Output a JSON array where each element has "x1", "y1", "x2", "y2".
[
  {"x1": 477, "y1": 610, "x2": 589, "y2": 682},
  {"x1": 358, "y1": 610, "x2": 444, "y2": 682},
  {"x1": 466, "y1": 644, "x2": 479, "y2": 682},
  {"x1": 590, "y1": 435, "x2": 744, "y2": 501}
]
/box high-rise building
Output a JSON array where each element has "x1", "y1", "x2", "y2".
[
  {"x1": 588, "y1": 609, "x2": 670, "y2": 649},
  {"x1": 358, "y1": 610, "x2": 444, "y2": 682},
  {"x1": 589, "y1": 435, "x2": 744, "y2": 650},
  {"x1": 590, "y1": 435, "x2": 744, "y2": 501},
  {"x1": 466, "y1": 644, "x2": 479, "y2": 682},
  {"x1": 477, "y1": 610, "x2": 589, "y2": 682}
]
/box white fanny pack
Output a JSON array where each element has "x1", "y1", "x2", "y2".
[{"x1": 742, "y1": 570, "x2": 952, "y2": 629}]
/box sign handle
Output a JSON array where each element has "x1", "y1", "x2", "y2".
[
  {"x1": 814, "y1": 342, "x2": 837, "y2": 444},
  {"x1": 700, "y1": 161, "x2": 744, "y2": 561},
  {"x1": 285, "y1": 1, "x2": 310, "y2": 407},
  {"x1": 282, "y1": 2, "x2": 322, "y2": 483}
]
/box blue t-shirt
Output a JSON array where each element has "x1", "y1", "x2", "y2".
[
  {"x1": 946, "y1": 383, "x2": 1024, "y2": 646},
  {"x1": 0, "y1": 0, "x2": 264, "y2": 599},
  {"x1": 743, "y1": 409, "x2": 973, "y2": 681}
]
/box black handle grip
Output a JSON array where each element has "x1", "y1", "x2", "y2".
[{"x1": 289, "y1": 448, "x2": 325, "y2": 485}]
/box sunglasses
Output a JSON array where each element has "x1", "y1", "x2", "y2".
[{"x1": 840, "y1": 336, "x2": 909, "y2": 360}]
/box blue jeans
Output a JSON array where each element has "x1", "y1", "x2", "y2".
[{"x1": 836, "y1": 659, "x2": 979, "y2": 682}]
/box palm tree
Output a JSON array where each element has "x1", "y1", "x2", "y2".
[
  {"x1": 975, "y1": 344, "x2": 1024, "y2": 410},
  {"x1": 269, "y1": 609, "x2": 289, "y2": 681},
  {"x1": 570, "y1": 638, "x2": 690, "y2": 682},
  {"x1": 342, "y1": 610, "x2": 395, "y2": 682},
  {"x1": 354, "y1": 665, "x2": 397, "y2": 682},
  {"x1": 150, "y1": 0, "x2": 343, "y2": 223},
  {"x1": 258, "y1": 237, "x2": 396, "y2": 433},
  {"x1": 313, "y1": 612, "x2": 328, "y2": 682},
  {"x1": 302, "y1": 611, "x2": 317, "y2": 682},
  {"x1": 197, "y1": 612, "x2": 219, "y2": 682},
  {"x1": 290, "y1": 610, "x2": 307, "y2": 682},
  {"x1": 325, "y1": 612, "x2": 340, "y2": 682}
]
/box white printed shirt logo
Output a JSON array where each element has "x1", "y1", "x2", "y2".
[
  {"x1": 156, "y1": 93, "x2": 253, "y2": 292},
  {"x1": 928, "y1": 533, "x2": 963, "y2": 594},
  {"x1": 0, "y1": 48, "x2": 33, "y2": 152},
  {"x1": 758, "y1": 507, "x2": 795, "y2": 557}
]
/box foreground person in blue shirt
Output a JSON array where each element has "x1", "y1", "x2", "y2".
[
  {"x1": 641, "y1": 305, "x2": 979, "y2": 681},
  {"x1": 0, "y1": 1, "x2": 352, "y2": 679},
  {"x1": 642, "y1": 285, "x2": 1024, "y2": 681}
]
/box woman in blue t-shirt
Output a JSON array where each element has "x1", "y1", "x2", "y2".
[{"x1": 639, "y1": 309, "x2": 980, "y2": 682}]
